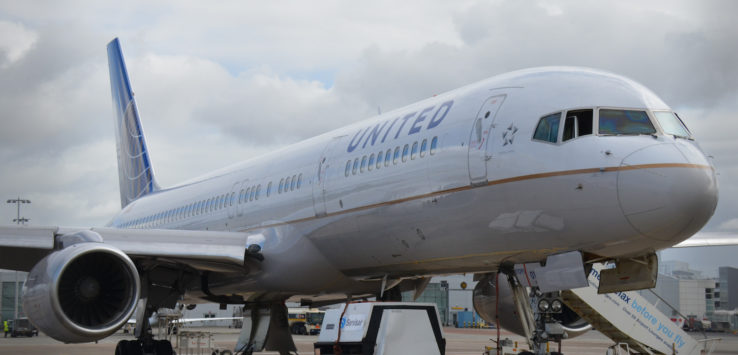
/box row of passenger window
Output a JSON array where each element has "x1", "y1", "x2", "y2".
[
  {"x1": 345, "y1": 136, "x2": 438, "y2": 177},
  {"x1": 119, "y1": 172, "x2": 304, "y2": 229}
]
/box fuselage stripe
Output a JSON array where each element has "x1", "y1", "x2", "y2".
[{"x1": 242, "y1": 163, "x2": 713, "y2": 232}]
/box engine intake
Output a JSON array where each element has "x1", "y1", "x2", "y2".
[{"x1": 23, "y1": 242, "x2": 140, "y2": 343}]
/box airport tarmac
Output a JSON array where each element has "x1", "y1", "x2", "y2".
[{"x1": 0, "y1": 327, "x2": 736, "y2": 354}]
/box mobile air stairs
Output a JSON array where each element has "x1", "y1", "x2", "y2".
[
  {"x1": 505, "y1": 254, "x2": 720, "y2": 355},
  {"x1": 560, "y1": 264, "x2": 720, "y2": 355}
]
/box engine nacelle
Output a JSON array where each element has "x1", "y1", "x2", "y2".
[
  {"x1": 23, "y1": 242, "x2": 140, "y2": 343},
  {"x1": 473, "y1": 274, "x2": 590, "y2": 338}
]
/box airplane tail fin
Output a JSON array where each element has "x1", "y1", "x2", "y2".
[{"x1": 107, "y1": 38, "x2": 159, "y2": 208}]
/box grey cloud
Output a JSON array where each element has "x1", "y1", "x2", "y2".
[{"x1": 0, "y1": 0, "x2": 736, "y2": 235}]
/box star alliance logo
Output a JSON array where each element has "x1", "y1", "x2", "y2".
[{"x1": 502, "y1": 123, "x2": 518, "y2": 146}]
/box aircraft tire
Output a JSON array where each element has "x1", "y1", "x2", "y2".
[
  {"x1": 115, "y1": 340, "x2": 142, "y2": 355},
  {"x1": 154, "y1": 339, "x2": 174, "y2": 355}
]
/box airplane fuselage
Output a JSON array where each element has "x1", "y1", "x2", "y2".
[{"x1": 107, "y1": 67, "x2": 718, "y2": 301}]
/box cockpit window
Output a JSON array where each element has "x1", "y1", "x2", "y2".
[
  {"x1": 653, "y1": 111, "x2": 691, "y2": 138},
  {"x1": 599, "y1": 109, "x2": 656, "y2": 135},
  {"x1": 562, "y1": 109, "x2": 593, "y2": 142},
  {"x1": 533, "y1": 113, "x2": 561, "y2": 143}
]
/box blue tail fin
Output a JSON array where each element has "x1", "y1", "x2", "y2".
[{"x1": 107, "y1": 38, "x2": 159, "y2": 208}]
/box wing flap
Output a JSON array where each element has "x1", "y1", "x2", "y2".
[
  {"x1": 0, "y1": 225, "x2": 56, "y2": 249},
  {"x1": 673, "y1": 232, "x2": 738, "y2": 248},
  {"x1": 0, "y1": 225, "x2": 252, "y2": 273}
]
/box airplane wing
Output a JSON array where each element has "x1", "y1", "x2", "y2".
[
  {"x1": 0, "y1": 225, "x2": 258, "y2": 274},
  {"x1": 672, "y1": 231, "x2": 738, "y2": 248}
]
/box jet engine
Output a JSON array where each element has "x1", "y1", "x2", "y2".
[
  {"x1": 23, "y1": 242, "x2": 140, "y2": 343},
  {"x1": 473, "y1": 273, "x2": 590, "y2": 337}
]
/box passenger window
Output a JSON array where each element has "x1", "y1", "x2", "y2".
[
  {"x1": 345, "y1": 160, "x2": 351, "y2": 177},
  {"x1": 393, "y1": 146, "x2": 400, "y2": 164},
  {"x1": 376, "y1": 151, "x2": 383, "y2": 169},
  {"x1": 256, "y1": 185, "x2": 262, "y2": 200},
  {"x1": 245, "y1": 188, "x2": 251, "y2": 202},
  {"x1": 430, "y1": 136, "x2": 438, "y2": 155},
  {"x1": 360, "y1": 156, "x2": 367, "y2": 173},
  {"x1": 411, "y1": 142, "x2": 418, "y2": 160},
  {"x1": 279, "y1": 179, "x2": 284, "y2": 194},
  {"x1": 239, "y1": 189, "x2": 244, "y2": 203},
  {"x1": 563, "y1": 109, "x2": 593, "y2": 142},
  {"x1": 290, "y1": 175, "x2": 296, "y2": 191},
  {"x1": 352, "y1": 158, "x2": 359, "y2": 175},
  {"x1": 368, "y1": 154, "x2": 375, "y2": 171},
  {"x1": 599, "y1": 109, "x2": 655, "y2": 135},
  {"x1": 402, "y1": 144, "x2": 409, "y2": 162},
  {"x1": 297, "y1": 174, "x2": 302, "y2": 189},
  {"x1": 230, "y1": 192, "x2": 235, "y2": 206},
  {"x1": 533, "y1": 113, "x2": 561, "y2": 143},
  {"x1": 284, "y1": 177, "x2": 291, "y2": 192},
  {"x1": 267, "y1": 181, "x2": 272, "y2": 197},
  {"x1": 385, "y1": 149, "x2": 392, "y2": 167},
  {"x1": 250, "y1": 186, "x2": 255, "y2": 201},
  {"x1": 420, "y1": 139, "x2": 427, "y2": 157}
]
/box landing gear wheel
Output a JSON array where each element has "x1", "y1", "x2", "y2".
[
  {"x1": 154, "y1": 339, "x2": 174, "y2": 355},
  {"x1": 290, "y1": 322, "x2": 307, "y2": 335},
  {"x1": 115, "y1": 340, "x2": 142, "y2": 355}
]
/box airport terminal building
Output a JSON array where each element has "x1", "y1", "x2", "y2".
[{"x1": 0, "y1": 270, "x2": 26, "y2": 323}]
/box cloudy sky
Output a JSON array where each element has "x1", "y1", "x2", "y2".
[{"x1": 0, "y1": 1, "x2": 736, "y2": 273}]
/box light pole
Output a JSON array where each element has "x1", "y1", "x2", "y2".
[{"x1": 6, "y1": 197, "x2": 30, "y2": 320}]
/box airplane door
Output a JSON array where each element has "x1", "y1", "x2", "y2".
[
  {"x1": 236, "y1": 179, "x2": 248, "y2": 217},
  {"x1": 227, "y1": 181, "x2": 240, "y2": 219},
  {"x1": 468, "y1": 95, "x2": 506, "y2": 185},
  {"x1": 313, "y1": 136, "x2": 345, "y2": 217}
]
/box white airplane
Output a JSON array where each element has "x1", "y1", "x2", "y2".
[{"x1": 0, "y1": 38, "x2": 720, "y2": 355}]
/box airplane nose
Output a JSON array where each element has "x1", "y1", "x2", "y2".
[{"x1": 617, "y1": 143, "x2": 718, "y2": 244}]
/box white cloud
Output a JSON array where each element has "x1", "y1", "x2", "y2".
[
  {"x1": 0, "y1": 21, "x2": 38, "y2": 67},
  {"x1": 719, "y1": 219, "x2": 738, "y2": 232}
]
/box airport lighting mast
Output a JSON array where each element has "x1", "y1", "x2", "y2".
[{"x1": 6, "y1": 197, "x2": 30, "y2": 320}]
